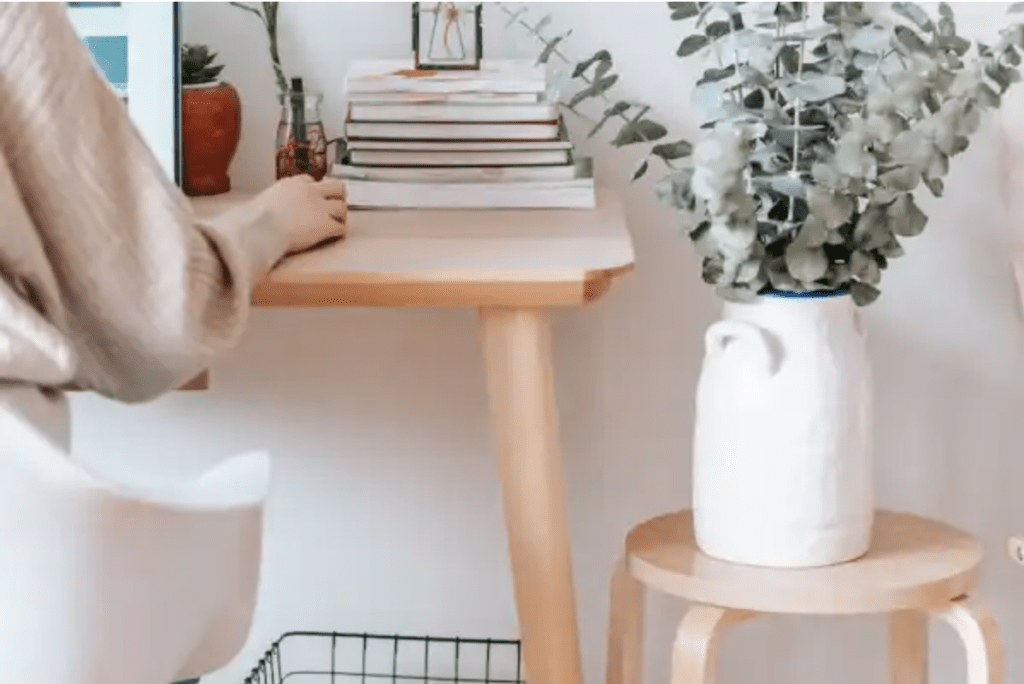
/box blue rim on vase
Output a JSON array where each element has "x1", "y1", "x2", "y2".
[{"x1": 762, "y1": 289, "x2": 849, "y2": 298}]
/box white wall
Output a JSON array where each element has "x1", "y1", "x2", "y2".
[{"x1": 71, "y1": 3, "x2": 1024, "y2": 683}]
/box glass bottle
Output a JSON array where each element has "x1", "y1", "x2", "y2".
[{"x1": 275, "y1": 88, "x2": 329, "y2": 181}]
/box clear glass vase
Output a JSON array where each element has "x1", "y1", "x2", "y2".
[{"x1": 275, "y1": 89, "x2": 329, "y2": 181}]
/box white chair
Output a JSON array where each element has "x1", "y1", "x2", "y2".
[{"x1": 0, "y1": 409, "x2": 270, "y2": 684}]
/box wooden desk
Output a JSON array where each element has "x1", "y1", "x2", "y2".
[{"x1": 195, "y1": 189, "x2": 635, "y2": 684}]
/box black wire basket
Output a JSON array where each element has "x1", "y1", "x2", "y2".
[{"x1": 243, "y1": 632, "x2": 525, "y2": 684}]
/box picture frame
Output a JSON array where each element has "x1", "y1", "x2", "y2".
[
  {"x1": 412, "y1": 2, "x2": 483, "y2": 71},
  {"x1": 66, "y1": 2, "x2": 182, "y2": 185}
]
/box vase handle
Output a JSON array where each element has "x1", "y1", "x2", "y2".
[{"x1": 704, "y1": 320, "x2": 776, "y2": 377}]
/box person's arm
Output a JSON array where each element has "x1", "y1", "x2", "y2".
[{"x1": 0, "y1": 3, "x2": 290, "y2": 401}]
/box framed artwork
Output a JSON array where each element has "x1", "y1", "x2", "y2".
[
  {"x1": 66, "y1": 2, "x2": 182, "y2": 184},
  {"x1": 412, "y1": 2, "x2": 483, "y2": 70}
]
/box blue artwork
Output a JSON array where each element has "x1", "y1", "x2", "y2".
[{"x1": 82, "y1": 35, "x2": 127, "y2": 93}]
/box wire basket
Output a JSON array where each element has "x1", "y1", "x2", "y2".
[{"x1": 243, "y1": 632, "x2": 525, "y2": 684}]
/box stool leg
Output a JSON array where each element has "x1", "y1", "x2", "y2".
[
  {"x1": 606, "y1": 557, "x2": 644, "y2": 684},
  {"x1": 890, "y1": 610, "x2": 928, "y2": 683},
  {"x1": 671, "y1": 605, "x2": 755, "y2": 684},
  {"x1": 931, "y1": 597, "x2": 1005, "y2": 684}
]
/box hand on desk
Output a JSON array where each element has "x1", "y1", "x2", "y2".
[{"x1": 259, "y1": 174, "x2": 348, "y2": 255}]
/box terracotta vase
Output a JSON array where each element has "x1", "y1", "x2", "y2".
[{"x1": 181, "y1": 81, "x2": 242, "y2": 196}]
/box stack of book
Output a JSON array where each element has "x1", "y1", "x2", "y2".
[{"x1": 333, "y1": 59, "x2": 595, "y2": 209}]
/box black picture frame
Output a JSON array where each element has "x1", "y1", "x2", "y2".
[{"x1": 411, "y1": 2, "x2": 483, "y2": 71}]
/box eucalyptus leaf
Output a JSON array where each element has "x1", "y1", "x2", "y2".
[
  {"x1": 779, "y1": 74, "x2": 847, "y2": 102},
  {"x1": 849, "y1": 25, "x2": 893, "y2": 53},
  {"x1": 612, "y1": 119, "x2": 668, "y2": 146},
  {"x1": 668, "y1": 1, "x2": 700, "y2": 20},
  {"x1": 785, "y1": 244, "x2": 830, "y2": 282},
  {"x1": 1011, "y1": 2, "x2": 1024, "y2": 12},
  {"x1": 652, "y1": 139, "x2": 694, "y2": 160},
  {"x1": 850, "y1": 280, "x2": 881, "y2": 305},
  {"x1": 706, "y1": 20, "x2": 733, "y2": 40},
  {"x1": 886, "y1": 193, "x2": 928, "y2": 236},
  {"x1": 807, "y1": 186, "x2": 855, "y2": 229},
  {"x1": 697, "y1": 64, "x2": 737, "y2": 85},
  {"x1": 878, "y1": 165, "x2": 921, "y2": 191},
  {"x1": 895, "y1": 26, "x2": 932, "y2": 55},
  {"x1": 793, "y1": 215, "x2": 830, "y2": 247},
  {"x1": 537, "y1": 34, "x2": 566, "y2": 65},
  {"x1": 678, "y1": 34, "x2": 709, "y2": 56},
  {"x1": 567, "y1": 74, "x2": 619, "y2": 108},
  {"x1": 924, "y1": 176, "x2": 944, "y2": 197},
  {"x1": 572, "y1": 50, "x2": 612, "y2": 79},
  {"x1": 892, "y1": 2, "x2": 934, "y2": 33},
  {"x1": 633, "y1": 159, "x2": 650, "y2": 181}
]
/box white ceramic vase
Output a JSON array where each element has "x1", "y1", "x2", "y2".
[{"x1": 692, "y1": 291, "x2": 873, "y2": 568}]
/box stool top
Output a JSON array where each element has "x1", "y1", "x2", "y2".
[{"x1": 626, "y1": 510, "x2": 982, "y2": 615}]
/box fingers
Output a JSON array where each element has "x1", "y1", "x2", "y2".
[
  {"x1": 323, "y1": 198, "x2": 347, "y2": 223},
  {"x1": 316, "y1": 177, "x2": 348, "y2": 200}
]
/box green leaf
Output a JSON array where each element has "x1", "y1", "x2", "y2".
[
  {"x1": 633, "y1": 159, "x2": 650, "y2": 181},
  {"x1": 535, "y1": 15, "x2": 552, "y2": 33},
  {"x1": 1007, "y1": 45, "x2": 1024, "y2": 67},
  {"x1": 886, "y1": 193, "x2": 928, "y2": 237},
  {"x1": 705, "y1": 20, "x2": 732, "y2": 39},
  {"x1": 669, "y1": 1, "x2": 700, "y2": 20},
  {"x1": 785, "y1": 244, "x2": 829, "y2": 282},
  {"x1": 936, "y1": 34, "x2": 970, "y2": 56},
  {"x1": 697, "y1": 64, "x2": 736, "y2": 85},
  {"x1": 780, "y1": 74, "x2": 847, "y2": 102},
  {"x1": 677, "y1": 34, "x2": 709, "y2": 56},
  {"x1": 895, "y1": 25, "x2": 931, "y2": 54},
  {"x1": 537, "y1": 34, "x2": 567, "y2": 65},
  {"x1": 850, "y1": 251, "x2": 881, "y2": 285},
  {"x1": 1010, "y1": 2, "x2": 1024, "y2": 12},
  {"x1": 567, "y1": 74, "x2": 619, "y2": 108},
  {"x1": 793, "y1": 215, "x2": 830, "y2": 248},
  {"x1": 807, "y1": 186, "x2": 855, "y2": 229},
  {"x1": 892, "y1": 2, "x2": 934, "y2": 33},
  {"x1": 587, "y1": 101, "x2": 631, "y2": 137},
  {"x1": 572, "y1": 50, "x2": 612, "y2": 78},
  {"x1": 878, "y1": 165, "x2": 921, "y2": 191},
  {"x1": 702, "y1": 255, "x2": 726, "y2": 284},
  {"x1": 612, "y1": 119, "x2": 668, "y2": 146},
  {"x1": 651, "y1": 139, "x2": 694, "y2": 160},
  {"x1": 850, "y1": 280, "x2": 881, "y2": 306},
  {"x1": 924, "y1": 176, "x2": 944, "y2": 197}
]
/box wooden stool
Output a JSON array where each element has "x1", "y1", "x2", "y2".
[{"x1": 606, "y1": 510, "x2": 1004, "y2": 684}]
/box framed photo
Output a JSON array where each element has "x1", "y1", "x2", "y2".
[
  {"x1": 412, "y1": 2, "x2": 483, "y2": 71},
  {"x1": 66, "y1": 2, "x2": 182, "y2": 185}
]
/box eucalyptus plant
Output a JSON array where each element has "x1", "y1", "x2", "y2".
[
  {"x1": 230, "y1": 1, "x2": 288, "y2": 98},
  {"x1": 503, "y1": 2, "x2": 1024, "y2": 305}
]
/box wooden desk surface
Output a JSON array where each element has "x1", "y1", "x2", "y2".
[{"x1": 192, "y1": 187, "x2": 635, "y2": 308}]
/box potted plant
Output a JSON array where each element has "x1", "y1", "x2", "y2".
[
  {"x1": 180, "y1": 43, "x2": 242, "y2": 197},
  {"x1": 504, "y1": 1, "x2": 1024, "y2": 568}
]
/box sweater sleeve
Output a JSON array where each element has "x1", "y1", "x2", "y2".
[{"x1": 0, "y1": 3, "x2": 289, "y2": 402}]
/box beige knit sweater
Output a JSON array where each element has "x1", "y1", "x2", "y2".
[{"x1": 0, "y1": 3, "x2": 290, "y2": 450}]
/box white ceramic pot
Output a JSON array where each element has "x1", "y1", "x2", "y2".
[{"x1": 692, "y1": 290, "x2": 873, "y2": 568}]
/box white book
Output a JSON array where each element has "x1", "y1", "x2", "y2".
[
  {"x1": 348, "y1": 101, "x2": 558, "y2": 123},
  {"x1": 343, "y1": 175, "x2": 596, "y2": 210},
  {"x1": 346, "y1": 138, "x2": 572, "y2": 152},
  {"x1": 346, "y1": 91, "x2": 540, "y2": 105},
  {"x1": 345, "y1": 120, "x2": 560, "y2": 141},
  {"x1": 331, "y1": 159, "x2": 589, "y2": 183},
  {"x1": 344, "y1": 59, "x2": 546, "y2": 95},
  {"x1": 349, "y1": 148, "x2": 572, "y2": 167}
]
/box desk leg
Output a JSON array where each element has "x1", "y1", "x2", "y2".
[{"x1": 479, "y1": 306, "x2": 583, "y2": 684}]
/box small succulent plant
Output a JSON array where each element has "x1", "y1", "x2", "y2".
[
  {"x1": 181, "y1": 43, "x2": 225, "y2": 86},
  {"x1": 501, "y1": 2, "x2": 1024, "y2": 306}
]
